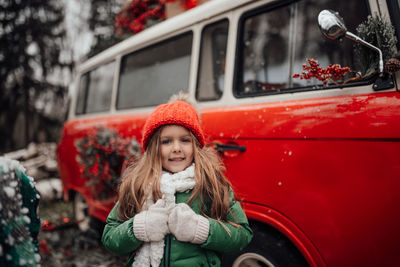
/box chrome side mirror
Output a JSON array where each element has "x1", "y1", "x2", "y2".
[
  {"x1": 318, "y1": 10, "x2": 383, "y2": 74},
  {"x1": 318, "y1": 10, "x2": 347, "y2": 40}
]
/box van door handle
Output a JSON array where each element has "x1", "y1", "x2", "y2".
[{"x1": 214, "y1": 143, "x2": 246, "y2": 152}]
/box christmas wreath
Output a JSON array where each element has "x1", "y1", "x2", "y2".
[{"x1": 75, "y1": 126, "x2": 141, "y2": 199}]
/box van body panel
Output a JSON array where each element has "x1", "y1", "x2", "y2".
[
  {"x1": 201, "y1": 91, "x2": 400, "y2": 140},
  {"x1": 244, "y1": 202, "x2": 326, "y2": 267},
  {"x1": 201, "y1": 90, "x2": 400, "y2": 266}
]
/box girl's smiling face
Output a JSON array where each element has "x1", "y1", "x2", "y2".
[{"x1": 160, "y1": 125, "x2": 194, "y2": 173}]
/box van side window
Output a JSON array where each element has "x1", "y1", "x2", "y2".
[
  {"x1": 235, "y1": 0, "x2": 369, "y2": 96},
  {"x1": 75, "y1": 60, "x2": 115, "y2": 115},
  {"x1": 117, "y1": 32, "x2": 193, "y2": 109},
  {"x1": 196, "y1": 19, "x2": 229, "y2": 101},
  {"x1": 75, "y1": 74, "x2": 88, "y2": 115}
]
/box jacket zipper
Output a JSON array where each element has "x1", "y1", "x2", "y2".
[
  {"x1": 163, "y1": 235, "x2": 171, "y2": 267},
  {"x1": 167, "y1": 235, "x2": 171, "y2": 267},
  {"x1": 163, "y1": 236, "x2": 167, "y2": 267}
]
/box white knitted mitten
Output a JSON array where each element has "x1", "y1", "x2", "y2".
[
  {"x1": 168, "y1": 203, "x2": 210, "y2": 244},
  {"x1": 133, "y1": 199, "x2": 169, "y2": 242}
]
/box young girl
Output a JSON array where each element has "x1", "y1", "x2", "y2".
[{"x1": 102, "y1": 94, "x2": 253, "y2": 267}]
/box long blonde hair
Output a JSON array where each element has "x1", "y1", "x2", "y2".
[{"x1": 117, "y1": 128, "x2": 234, "y2": 223}]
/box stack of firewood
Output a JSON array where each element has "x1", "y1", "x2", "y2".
[{"x1": 2, "y1": 142, "x2": 62, "y2": 200}]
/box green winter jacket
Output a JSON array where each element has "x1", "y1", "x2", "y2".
[{"x1": 102, "y1": 190, "x2": 253, "y2": 267}]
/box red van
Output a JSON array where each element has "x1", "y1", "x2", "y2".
[{"x1": 57, "y1": 0, "x2": 400, "y2": 266}]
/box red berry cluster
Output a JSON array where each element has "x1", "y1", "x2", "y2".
[
  {"x1": 114, "y1": 0, "x2": 199, "y2": 35},
  {"x1": 293, "y1": 58, "x2": 352, "y2": 86},
  {"x1": 114, "y1": 0, "x2": 165, "y2": 34}
]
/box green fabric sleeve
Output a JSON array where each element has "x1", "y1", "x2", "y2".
[
  {"x1": 200, "y1": 193, "x2": 253, "y2": 254},
  {"x1": 101, "y1": 202, "x2": 142, "y2": 257}
]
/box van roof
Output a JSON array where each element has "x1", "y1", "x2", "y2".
[{"x1": 77, "y1": 0, "x2": 257, "y2": 72}]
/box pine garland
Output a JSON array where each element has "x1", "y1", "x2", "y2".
[{"x1": 354, "y1": 14, "x2": 398, "y2": 75}]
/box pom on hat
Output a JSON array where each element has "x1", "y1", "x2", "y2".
[{"x1": 142, "y1": 100, "x2": 205, "y2": 150}]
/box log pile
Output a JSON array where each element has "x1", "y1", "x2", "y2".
[
  {"x1": 2, "y1": 142, "x2": 62, "y2": 200},
  {"x1": 3, "y1": 142, "x2": 58, "y2": 180}
]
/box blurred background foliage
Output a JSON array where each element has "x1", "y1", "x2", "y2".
[{"x1": 0, "y1": 0, "x2": 126, "y2": 153}]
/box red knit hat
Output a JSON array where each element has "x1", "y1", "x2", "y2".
[{"x1": 142, "y1": 101, "x2": 205, "y2": 150}]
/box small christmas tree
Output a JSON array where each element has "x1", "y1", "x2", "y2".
[{"x1": 0, "y1": 158, "x2": 40, "y2": 266}]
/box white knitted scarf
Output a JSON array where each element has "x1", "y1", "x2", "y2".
[{"x1": 132, "y1": 164, "x2": 196, "y2": 267}]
